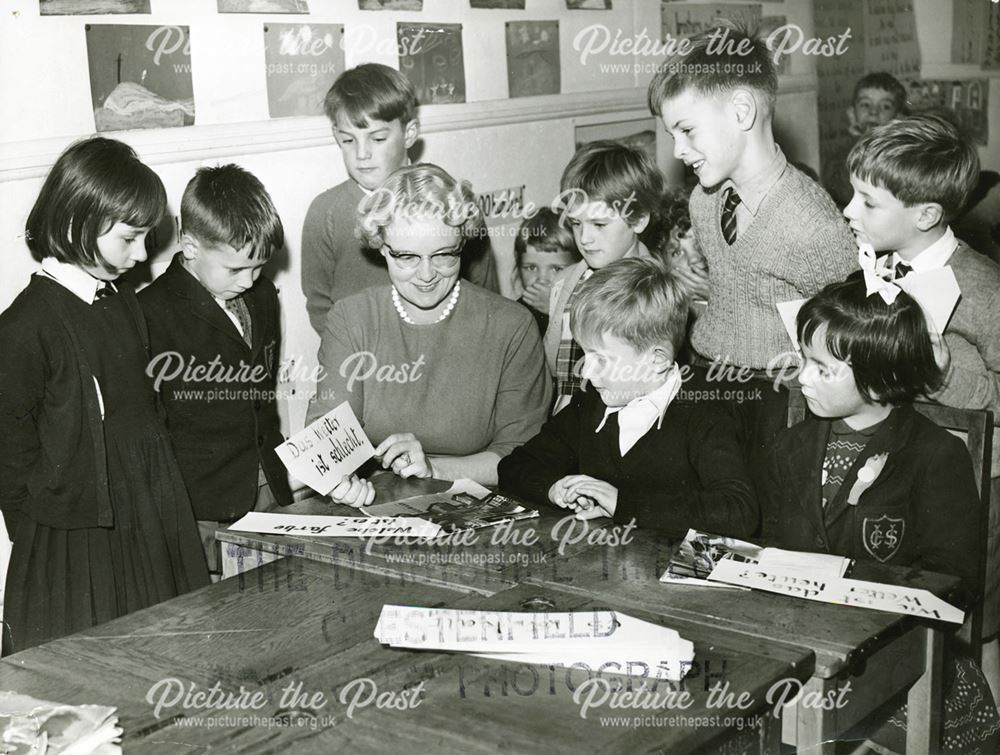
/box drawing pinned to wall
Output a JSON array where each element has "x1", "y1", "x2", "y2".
[
  {"x1": 398, "y1": 23, "x2": 465, "y2": 104},
  {"x1": 814, "y1": 0, "x2": 866, "y2": 207},
  {"x1": 951, "y1": 0, "x2": 986, "y2": 66},
  {"x1": 506, "y1": 21, "x2": 559, "y2": 98},
  {"x1": 360, "y1": 0, "x2": 422, "y2": 9},
  {"x1": 41, "y1": 0, "x2": 149, "y2": 13},
  {"x1": 86, "y1": 24, "x2": 194, "y2": 132},
  {"x1": 575, "y1": 118, "x2": 657, "y2": 165},
  {"x1": 218, "y1": 0, "x2": 309, "y2": 12},
  {"x1": 985, "y1": 2, "x2": 1000, "y2": 70},
  {"x1": 906, "y1": 78, "x2": 990, "y2": 146},
  {"x1": 863, "y1": 0, "x2": 920, "y2": 78},
  {"x1": 264, "y1": 24, "x2": 344, "y2": 118},
  {"x1": 566, "y1": 0, "x2": 611, "y2": 8},
  {"x1": 471, "y1": 0, "x2": 525, "y2": 8},
  {"x1": 661, "y1": 3, "x2": 761, "y2": 40},
  {"x1": 759, "y1": 15, "x2": 789, "y2": 75}
]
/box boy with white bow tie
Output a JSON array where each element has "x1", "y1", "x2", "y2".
[{"x1": 498, "y1": 258, "x2": 757, "y2": 538}]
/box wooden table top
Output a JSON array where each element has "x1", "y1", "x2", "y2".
[{"x1": 1, "y1": 558, "x2": 811, "y2": 754}]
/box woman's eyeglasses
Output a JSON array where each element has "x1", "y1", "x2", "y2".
[{"x1": 382, "y1": 240, "x2": 465, "y2": 271}]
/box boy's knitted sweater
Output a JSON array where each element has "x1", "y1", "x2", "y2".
[{"x1": 688, "y1": 165, "x2": 857, "y2": 369}]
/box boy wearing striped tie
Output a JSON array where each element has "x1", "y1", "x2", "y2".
[
  {"x1": 139, "y1": 165, "x2": 292, "y2": 577},
  {"x1": 544, "y1": 140, "x2": 663, "y2": 414},
  {"x1": 501, "y1": 258, "x2": 757, "y2": 537},
  {"x1": 647, "y1": 24, "x2": 856, "y2": 467}
]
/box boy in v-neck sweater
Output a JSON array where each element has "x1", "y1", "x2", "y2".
[{"x1": 648, "y1": 26, "x2": 857, "y2": 373}]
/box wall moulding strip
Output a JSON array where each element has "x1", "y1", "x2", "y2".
[{"x1": 0, "y1": 74, "x2": 816, "y2": 183}]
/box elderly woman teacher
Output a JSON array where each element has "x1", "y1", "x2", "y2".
[{"x1": 307, "y1": 164, "x2": 551, "y2": 505}]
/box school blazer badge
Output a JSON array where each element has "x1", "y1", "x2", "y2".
[{"x1": 862, "y1": 514, "x2": 905, "y2": 563}]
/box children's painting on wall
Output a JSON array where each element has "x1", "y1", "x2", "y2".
[
  {"x1": 985, "y1": 2, "x2": 1000, "y2": 69},
  {"x1": 86, "y1": 24, "x2": 194, "y2": 131},
  {"x1": 218, "y1": 0, "x2": 309, "y2": 12},
  {"x1": 575, "y1": 118, "x2": 657, "y2": 165},
  {"x1": 398, "y1": 23, "x2": 466, "y2": 104},
  {"x1": 359, "y1": 0, "x2": 422, "y2": 9},
  {"x1": 906, "y1": 78, "x2": 990, "y2": 146},
  {"x1": 470, "y1": 0, "x2": 525, "y2": 8},
  {"x1": 661, "y1": 2, "x2": 761, "y2": 39},
  {"x1": 40, "y1": 0, "x2": 150, "y2": 14},
  {"x1": 566, "y1": 0, "x2": 611, "y2": 8},
  {"x1": 264, "y1": 24, "x2": 345, "y2": 118},
  {"x1": 506, "y1": 21, "x2": 559, "y2": 98}
]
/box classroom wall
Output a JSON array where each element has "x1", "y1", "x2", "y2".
[{"x1": 0, "y1": 0, "x2": 816, "y2": 435}]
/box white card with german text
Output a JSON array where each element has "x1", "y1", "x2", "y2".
[{"x1": 275, "y1": 401, "x2": 374, "y2": 495}]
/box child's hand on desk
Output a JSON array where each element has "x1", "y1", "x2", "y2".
[
  {"x1": 549, "y1": 475, "x2": 618, "y2": 519},
  {"x1": 329, "y1": 474, "x2": 375, "y2": 507},
  {"x1": 374, "y1": 433, "x2": 434, "y2": 479}
]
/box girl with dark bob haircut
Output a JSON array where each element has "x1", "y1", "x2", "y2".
[
  {"x1": 25, "y1": 137, "x2": 166, "y2": 274},
  {"x1": 796, "y1": 277, "x2": 943, "y2": 405}
]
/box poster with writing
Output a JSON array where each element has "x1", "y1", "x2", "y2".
[
  {"x1": 814, "y1": 0, "x2": 867, "y2": 207},
  {"x1": 506, "y1": 20, "x2": 560, "y2": 98},
  {"x1": 759, "y1": 15, "x2": 789, "y2": 76},
  {"x1": 863, "y1": 0, "x2": 921, "y2": 79},
  {"x1": 275, "y1": 401, "x2": 375, "y2": 496},
  {"x1": 264, "y1": 24, "x2": 345, "y2": 118},
  {"x1": 218, "y1": 0, "x2": 309, "y2": 12},
  {"x1": 907, "y1": 78, "x2": 990, "y2": 146},
  {"x1": 86, "y1": 24, "x2": 194, "y2": 132},
  {"x1": 40, "y1": 0, "x2": 149, "y2": 13},
  {"x1": 985, "y1": 3, "x2": 1000, "y2": 70},
  {"x1": 398, "y1": 22, "x2": 466, "y2": 104},
  {"x1": 660, "y1": 2, "x2": 761, "y2": 40},
  {"x1": 360, "y1": 0, "x2": 422, "y2": 9},
  {"x1": 951, "y1": 0, "x2": 986, "y2": 66}
]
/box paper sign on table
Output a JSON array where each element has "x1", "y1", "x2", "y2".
[
  {"x1": 275, "y1": 401, "x2": 374, "y2": 495},
  {"x1": 707, "y1": 559, "x2": 964, "y2": 624},
  {"x1": 374, "y1": 605, "x2": 695, "y2": 680},
  {"x1": 229, "y1": 512, "x2": 442, "y2": 539}
]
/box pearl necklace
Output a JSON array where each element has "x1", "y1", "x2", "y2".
[{"x1": 391, "y1": 280, "x2": 461, "y2": 325}]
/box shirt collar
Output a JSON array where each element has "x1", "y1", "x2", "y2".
[
  {"x1": 723, "y1": 146, "x2": 787, "y2": 216},
  {"x1": 39, "y1": 257, "x2": 115, "y2": 304},
  {"x1": 595, "y1": 365, "x2": 683, "y2": 433},
  {"x1": 891, "y1": 227, "x2": 957, "y2": 273}
]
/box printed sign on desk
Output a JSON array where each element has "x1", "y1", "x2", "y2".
[{"x1": 275, "y1": 401, "x2": 375, "y2": 495}]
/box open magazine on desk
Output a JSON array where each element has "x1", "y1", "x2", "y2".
[
  {"x1": 661, "y1": 529, "x2": 852, "y2": 587},
  {"x1": 364, "y1": 480, "x2": 539, "y2": 533}
]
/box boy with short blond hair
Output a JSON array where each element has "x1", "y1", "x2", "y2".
[
  {"x1": 500, "y1": 258, "x2": 757, "y2": 537},
  {"x1": 302, "y1": 63, "x2": 497, "y2": 334}
]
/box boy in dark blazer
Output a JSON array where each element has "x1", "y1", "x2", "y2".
[
  {"x1": 139, "y1": 165, "x2": 292, "y2": 574},
  {"x1": 499, "y1": 258, "x2": 757, "y2": 538}
]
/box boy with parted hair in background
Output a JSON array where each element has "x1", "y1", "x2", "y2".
[
  {"x1": 302, "y1": 63, "x2": 497, "y2": 334},
  {"x1": 139, "y1": 164, "x2": 292, "y2": 577}
]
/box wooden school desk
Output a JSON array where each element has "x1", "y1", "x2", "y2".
[
  {"x1": 217, "y1": 473, "x2": 600, "y2": 596},
  {"x1": 216, "y1": 478, "x2": 959, "y2": 753},
  {"x1": 0, "y1": 558, "x2": 810, "y2": 754},
  {"x1": 522, "y1": 526, "x2": 960, "y2": 755}
]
